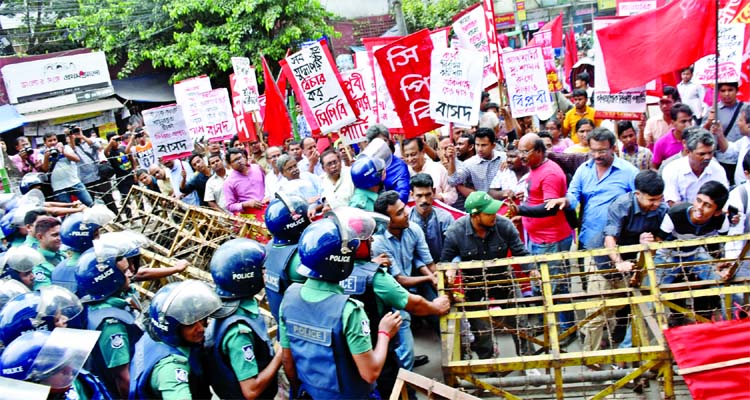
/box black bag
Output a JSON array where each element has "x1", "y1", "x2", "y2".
[{"x1": 97, "y1": 162, "x2": 116, "y2": 180}]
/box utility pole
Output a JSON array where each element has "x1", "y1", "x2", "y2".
[{"x1": 391, "y1": 0, "x2": 408, "y2": 36}]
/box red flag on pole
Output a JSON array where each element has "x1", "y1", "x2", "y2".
[
  {"x1": 597, "y1": 0, "x2": 717, "y2": 93},
  {"x1": 563, "y1": 27, "x2": 578, "y2": 88},
  {"x1": 261, "y1": 55, "x2": 292, "y2": 147},
  {"x1": 528, "y1": 13, "x2": 563, "y2": 48}
]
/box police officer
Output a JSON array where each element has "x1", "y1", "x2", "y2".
[
  {"x1": 0, "y1": 328, "x2": 111, "y2": 400},
  {"x1": 1, "y1": 246, "x2": 45, "y2": 289},
  {"x1": 129, "y1": 280, "x2": 222, "y2": 399},
  {"x1": 206, "y1": 238, "x2": 281, "y2": 399},
  {"x1": 349, "y1": 155, "x2": 386, "y2": 212},
  {"x1": 76, "y1": 238, "x2": 144, "y2": 398},
  {"x1": 31, "y1": 217, "x2": 66, "y2": 289},
  {"x1": 333, "y1": 207, "x2": 451, "y2": 398},
  {"x1": 53, "y1": 205, "x2": 116, "y2": 292},
  {"x1": 279, "y1": 217, "x2": 402, "y2": 399},
  {"x1": 0, "y1": 285, "x2": 83, "y2": 347},
  {"x1": 0, "y1": 279, "x2": 29, "y2": 311},
  {"x1": 263, "y1": 192, "x2": 311, "y2": 322}
]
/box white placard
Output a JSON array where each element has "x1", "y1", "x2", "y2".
[
  {"x1": 143, "y1": 104, "x2": 194, "y2": 161},
  {"x1": 173, "y1": 75, "x2": 212, "y2": 106},
  {"x1": 500, "y1": 47, "x2": 553, "y2": 118},
  {"x1": 340, "y1": 68, "x2": 376, "y2": 145},
  {"x1": 231, "y1": 57, "x2": 260, "y2": 111},
  {"x1": 182, "y1": 88, "x2": 237, "y2": 142},
  {"x1": 429, "y1": 47, "x2": 484, "y2": 126},
  {"x1": 693, "y1": 24, "x2": 745, "y2": 84},
  {"x1": 453, "y1": 4, "x2": 500, "y2": 90}
]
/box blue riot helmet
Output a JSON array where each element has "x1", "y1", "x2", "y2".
[
  {"x1": 0, "y1": 193, "x2": 18, "y2": 212},
  {"x1": 0, "y1": 285, "x2": 83, "y2": 346},
  {"x1": 264, "y1": 192, "x2": 311, "y2": 245},
  {"x1": 10, "y1": 190, "x2": 45, "y2": 228},
  {"x1": 0, "y1": 328, "x2": 100, "y2": 391},
  {"x1": 210, "y1": 238, "x2": 265, "y2": 303},
  {"x1": 326, "y1": 206, "x2": 388, "y2": 259},
  {"x1": 0, "y1": 279, "x2": 29, "y2": 311},
  {"x1": 297, "y1": 212, "x2": 362, "y2": 282},
  {"x1": 60, "y1": 205, "x2": 116, "y2": 253},
  {"x1": 19, "y1": 173, "x2": 45, "y2": 195},
  {"x1": 361, "y1": 137, "x2": 393, "y2": 168},
  {"x1": 0, "y1": 211, "x2": 17, "y2": 238},
  {"x1": 1, "y1": 246, "x2": 45, "y2": 288},
  {"x1": 350, "y1": 155, "x2": 386, "y2": 190},
  {"x1": 148, "y1": 280, "x2": 222, "y2": 347},
  {"x1": 74, "y1": 230, "x2": 147, "y2": 303}
]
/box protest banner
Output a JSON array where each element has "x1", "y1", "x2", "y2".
[
  {"x1": 593, "y1": 17, "x2": 647, "y2": 118},
  {"x1": 363, "y1": 37, "x2": 404, "y2": 131},
  {"x1": 183, "y1": 88, "x2": 237, "y2": 143},
  {"x1": 143, "y1": 104, "x2": 193, "y2": 161},
  {"x1": 693, "y1": 24, "x2": 745, "y2": 84},
  {"x1": 482, "y1": 0, "x2": 501, "y2": 80},
  {"x1": 339, "y1": 68, "x2": 376, "y2": 145},
  {"x1": 430, "y1": 27, "x2": 450, "y2": 50},
  {"x1": 229, "y1": 73, "x2": 258, "y2": 142},
  {"x1": 231, "y1": 57, "x2": 260, "y2": 112},
  {"x1": 532, "y1": 29, "x2": 563, "y2": 92},
  {"x1": 500, "y1": 47, "x2": 553, "y2": 118},
  {"x1": 174, "y1": 75, "x2": 212, "y2": 106},
  {"x1": 374, "y1": 29, "x2": 441, "y2": 138},
  {"x1": 453, "y1": 3, "x2": 500, "y2": 89},
  {"x1": 280, "y1": 40, "x2": 359, "y2": 134},
  {"x1": 429, "y1": 47, "x2": 484, "y2": 126}
]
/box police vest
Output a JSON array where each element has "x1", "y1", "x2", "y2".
[
  {"x1": 203, "y1": 312, "x2": 277, "y2": 399},
  {"x1": 281, "y1": 284, "x2": 374, "y2": 400},
  {"x1": 263, "y1": 243, "x2": 298, "y2": 322},
  {"x1": 51, "y1": 258, "x2": 77, "y2": 294},
  {"x1": 129, "y1": 334, "x2": 209, "y2": 400},
  {"x1": 340, "y1": 262, "x2": 384, "y2": 344},
  {"x1": 86, "y1": 304, "x2": 143, "y2": 395}
]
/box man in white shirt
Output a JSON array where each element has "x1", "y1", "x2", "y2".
[
  {"x1": 204, "y1": 153, "x2": 227, "y2": 211},
  {"x1": 320, "y1": 149, "x2": 354, "y2": 209},
  {"x1": 662, "y1": 128, "x2": 729, "y2": 206},
  {"x1": 263, "y1": 146, "x2": 284, "y2": 201},
  {"x1": 402, "y1": 138, "x2": 457, "y2": 205},
  {"x1": 297, "y1": 137, "x2": 324, "y2": 176},
  {"x1": 677, "y1": 67, "x2": 706, "y2": 123}
]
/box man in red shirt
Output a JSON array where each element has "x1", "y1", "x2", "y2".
[{"x1": 512, "y1": 133, "x2": 576, "y2": 343}]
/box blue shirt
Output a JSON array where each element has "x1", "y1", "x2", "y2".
[
  {"x1": 371, "y1": 221, "x2": 433, "y2": 277},
  {"x1": 566, "y1": 156, "x2": 637, "y2": 248},
  {"x1": 408, "y1": 206, "x2": 453, "y2": 264}
]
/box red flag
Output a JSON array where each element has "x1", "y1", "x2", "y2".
[
  {"x1": 528, "y1": 13, "x2": 563, "y2": 48},
  {"x1": 563, "y1": 27, "x2": 578, "y2": 88},
  {"x1": 261, "y1": 56, "x2": 292, "y2": 146},
  {"x1": 598, "y1": 0, "x2": 717, "y2": 93},
  {"x1": 276, "y1": 49, "x2": 291, "y2": 101}
]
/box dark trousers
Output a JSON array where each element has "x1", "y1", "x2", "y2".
[{"x1": 85, "y1": 178, "x2": 118, "y2": 215}]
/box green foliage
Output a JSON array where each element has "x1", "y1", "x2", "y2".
[
  {"x1": 0, "y1": 0, "x2": 79, "y2": 54},
  {"x1": 400, "y1": 0, "x2": 477, "y2": 33},
  {"x1": 58, "y1": 0, "x2": 336, "y2": 82}
]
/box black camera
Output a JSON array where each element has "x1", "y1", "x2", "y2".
[
  {"x1": 65, "y1": 124, "x2": 82, "y2": 135},
  {"x1": 47, "y1": 147, "x2": 60, "y2": 160},
  {"x1": 22, "y1": 146, "x2": 33, "y2": 155},
  {"x1": 134, "y1": 128, "x2": 145, "y2": 138}
]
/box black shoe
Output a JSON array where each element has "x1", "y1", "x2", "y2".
[
  {"x1": 559, "y1": 333, "x2": 577, "y2": 348},
  {"x1": 413, "y1": 354, "x2": 429, "y2": 368}
]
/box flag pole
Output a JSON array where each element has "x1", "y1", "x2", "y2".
[{"x1": 713, "y1": 0, "x2": 719, "y2": 117}]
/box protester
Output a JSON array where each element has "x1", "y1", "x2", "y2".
[{"x1": 223, "y1": 148, "x2": 266, "y2": 220}]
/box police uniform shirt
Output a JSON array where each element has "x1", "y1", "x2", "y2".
[
  {"x1": 278, "y1": 279, "x2": 371, "y2": 355},
  {"x1": 32, "y1": 247, "x2": 66, "y2": 289},
  {"x1": 286, "y1": 251, "x2": 307, "y2": 284},
  {"x1": 362, "y1": 263, "x2": 409, "y2": 315},
  {"x1": 150, "y1": 346, "x2": 193, "y2": 400},
  {"x1": 348, "y1": 188, "x2": 379, "y2": 212},
  {"x1": 89, "y1": 297, "x2": 133, "y2": 368},
  {"x1": 221, "y1": 298, "x2": 263, "y2": 381}
]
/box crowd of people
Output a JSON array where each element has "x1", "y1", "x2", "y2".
[{"x1": 0, "y1": 67, "x2": 748, "y2": 399}]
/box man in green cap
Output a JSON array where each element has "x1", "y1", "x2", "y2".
[{"x1": 441, "y1": 191, "x2": 531, "y2": 359}]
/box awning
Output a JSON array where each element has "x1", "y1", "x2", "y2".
[
  {"x1": 0, "y1": 104, "x2": 24, "y2": 133},
  {"x1": 22, "y1": 97, "x2": 124, "y2": 123},
  {"x1": 112, "y1": 73, "x2": 175, "y2": 103}
]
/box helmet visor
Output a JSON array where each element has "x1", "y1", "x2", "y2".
[
  {"x1": 5, "y1": 246, "x2": 46, "y2": 272},
  {"x1": 361, "y1": 137, "x2": 393, "y2": 167},
  {"x1": 326, "y1": 207, "x2": 383, "y2": 241},
  {"x1": 82, "y1": 204, "x2": 116, "y2": 227},
  {"x1": 0, "y1": 377, "x2": 50, "y2": 400},
  {"x1": 31, "y1": 328, "x2": 100, "y2": 389},
  {"x1": 163, "y1": 281, "x2": 222, "y2": 326},
  {"x1": 0, "y1": 279, "x2": 30, "y2": 309},
  {"x1": 37, "y1": 286, "x2": 83, "y2": 327},
  {"x1": 95, "y1": 231, "x2": 149, "y2": 259}
]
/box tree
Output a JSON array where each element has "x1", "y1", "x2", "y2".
[
  {"x1": 0, "y1": 0, "x2": 79, "y2": 55},
  {"x1": 58, "y1": 0, "x2": 336, "y2": 82},
  {"x1": 399, "y1": 0, "x2": 476, "y2": 33}
]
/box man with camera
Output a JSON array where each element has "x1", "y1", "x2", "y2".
[
  {"x1": 127, "y1": 127, "x2": 156, "y2": 169},
  {"x1": 41, "y1": 130, "x2": 94, "y2": 206},
  {"x1": 9, "y1": 136, "x2": 43, "y2": 175},
  {"x1": 67, "y1": 125, "x2": 118, "y2": 214}
]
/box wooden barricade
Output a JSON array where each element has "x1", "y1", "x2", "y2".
[{"x1": 438, "y1": 234, "x2": 750, "y2": 399}]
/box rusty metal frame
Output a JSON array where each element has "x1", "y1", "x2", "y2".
[{"x1": 438, "y1": 234, "x2": 750, "y2": 399}]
